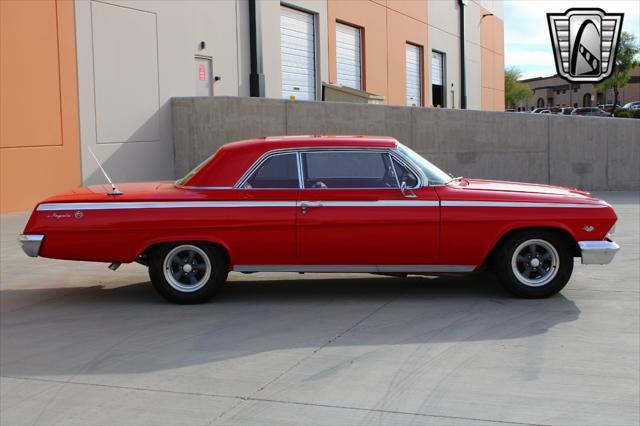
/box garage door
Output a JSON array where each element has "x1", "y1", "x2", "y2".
[
  {"x1": 336, "y1": 22, "x2": 361, "y2": 90},
  {"x1": 406, "y1": 44, "x2": 422, "y2": 106},
  {"x1": 280, "y1": 6, "x2": 316, "y2": 100}
]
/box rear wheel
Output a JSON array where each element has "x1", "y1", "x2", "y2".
[
  {"x1": 492, "y1": 230, "x2": 574, "y2": 298},
  {"x1": 148, "y1": 242, "x2": 228, "y2": 304}
]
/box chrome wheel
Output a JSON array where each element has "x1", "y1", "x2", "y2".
[
  {"x1": 163, "y1": 245, "x2": 211, "y2": 292},
  {"x1": 511, "y1": 239, "x2": 559, "y2": 287}
]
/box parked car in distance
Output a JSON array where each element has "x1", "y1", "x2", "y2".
[
  {"x1": 571, "y1": 107, "x2": 611, "y2": 117},
  {"x1": 622, "y1": 101, "x2": 640, "y2": 110},
  {"x1": 597, "y1": 104, "x2": 620, "y2": 113},
  {"x1": 560, "y1": 107, "x2": 574, "y2": 115},
  {"x1": 19, "y1": 136, "x2": 619, "y2": 304},
  {"x1": 540, "y1": 109, "x2": 551, "y2": 114},
  {"x1": 531, "y1": 108, "x2": 545, "y2": 113}
]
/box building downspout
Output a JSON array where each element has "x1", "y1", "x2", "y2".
[
  {"x1": 458, "y1": 0, "x2": 467, "y2": 109},
  {"x1": 249, "y1": 0, "x2": 265, "y2": 97}
]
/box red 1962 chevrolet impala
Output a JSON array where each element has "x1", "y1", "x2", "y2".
[{"x1": 19, "y1": 136, "x2": 619, "y2": 304}]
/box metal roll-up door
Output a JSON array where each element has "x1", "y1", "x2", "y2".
[
  {"x1": 336, "y1": 22, "x2": 361, "y2": 90},
  {"x1": 406, "y1": 44, "x2": 422, "y2": 106},
  {"x1": 280, "y1": 6, "x2": 316, "y2": 100}
]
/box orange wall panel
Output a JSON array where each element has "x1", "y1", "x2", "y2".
[
  {"x1": 0, "y1": 0, "x2": 81, "y2": 213},
  {"x1": 386, "y1": 0, "x2": 427, "y2": 23},
  {"x1": 386, "y1": 9, "x2": 428, "y2": 106},
  {"x1": 1, "y1": 1, "x2": 62, "y2": 148},
  {"x1": 328, "y1": 0, "x2": 427, "y2": 106},
  {"x1": 328, "y1": 0, "x2": 388, "y2": 99},
  {"x1": 480, "y1": 8, "x2": 504, "y2": 111}
]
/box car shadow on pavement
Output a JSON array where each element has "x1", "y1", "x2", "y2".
[{"x1": 0, "y1": 273, "x2": 581, "y2": 377}]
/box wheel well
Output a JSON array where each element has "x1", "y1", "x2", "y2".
[
  {"x1": 138, "y1": 241, "x2": 230, "y2": 268},
  {"x1": 485, "y1": 227, "x2": 580, "y2": 267}
]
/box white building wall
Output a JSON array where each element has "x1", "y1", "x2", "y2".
[
  {"x1": 260, "y1": 0, "x2": 329, "y2": 100},
  {"x1": 75, "y1": 0, "x2": 249, "y2": 184}
]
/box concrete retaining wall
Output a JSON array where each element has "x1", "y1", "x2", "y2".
[{"x1": 172, "y1": 96, "x2": 640, "y2": 190}]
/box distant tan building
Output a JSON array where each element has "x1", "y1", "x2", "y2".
[{"x1": 516, "y1": 66, "x2": 640, "y2": 111}]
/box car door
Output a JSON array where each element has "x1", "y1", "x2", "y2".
[
  {"x1": 296, "y1": 149, "x2": 440, "y2": 267},
  {"x1": 230, "y1": 152, "x2": 299, "y2": 266}
]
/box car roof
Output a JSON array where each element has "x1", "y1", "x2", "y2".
[{"x1": 182, "y1": 135, "x2": 400, "y2": 188}]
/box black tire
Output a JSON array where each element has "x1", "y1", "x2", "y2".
[
  {"x1": 148, "y1": 242, "x2": 228, "y2": 304},
  {"x1": 491, "y1": 230, "x2": 574, "y2": 298}
]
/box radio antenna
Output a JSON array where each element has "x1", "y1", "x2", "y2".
[{"x1": 87, "y1": 147, "x2": 123, "y2": 195}]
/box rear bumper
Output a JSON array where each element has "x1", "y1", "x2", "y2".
[
  {"x1": 18, "y1": 234, "x2": 44, "y2": 257},
  {"x1": 579, "y1": 239, "x2": 620, "y2": 265}
]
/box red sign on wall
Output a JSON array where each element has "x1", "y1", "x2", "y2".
[{"x1": 198, "y1": 64, "x2": 206, "y2": 81}]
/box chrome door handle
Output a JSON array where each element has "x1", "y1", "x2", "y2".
[{"x1": 300, "y1": 201, "x2": 323, "y2": 214}]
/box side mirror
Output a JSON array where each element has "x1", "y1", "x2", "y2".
[{"x1": 400, "y1": 181, "x2": 417, "y2": 198}]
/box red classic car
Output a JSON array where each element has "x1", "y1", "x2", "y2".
[{"x1": 19, "y1": 135, "x2": 619, "y2": 303}]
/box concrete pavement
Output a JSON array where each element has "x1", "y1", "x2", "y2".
[{"x1": 1, "y1": 192, "x2": 638, "y2": 425}]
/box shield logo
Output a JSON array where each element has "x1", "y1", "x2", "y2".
[{"x1": 547, "y1": 8, "x2": 623, "y2": 83}]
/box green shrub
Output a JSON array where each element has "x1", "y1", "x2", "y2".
[
  {"x1": 615, "y1": 108, "x2": 632, "y2": 118},
  {"x1": 632, "y1": 109, "x2": 640, "y2": 119}
]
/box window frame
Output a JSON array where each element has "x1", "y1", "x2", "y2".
[
  {"x1": 234, "y1": 147, "x2": 424, "y2": 190},
  {"x1": 237, "y1": 151, "x2": 303, "y2": 190}
]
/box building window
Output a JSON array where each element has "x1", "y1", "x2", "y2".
[
  {"x1": 583, "y1": 93, "x2": 592, "y2": 107},
  {"x1": 336, "y1": 22, "x2": 362, "y2": 90},
  {"x1": 406, "y1": 43, "x2": 423, "y2": 106},
  {"x1": 537, "y1": 98, "x2": 544, "y2": 108},
  {"x1": 431, "y1": 50, "x2": 445, "y2": 107},
  {"x1": 280, "y1": 6, "x2": 317, "y2": 100}
]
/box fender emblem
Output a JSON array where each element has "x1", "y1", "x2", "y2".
[
  {"x1": 583, "y1": 226, "x2": 595, "y2": 232},
  {"x1": 75, "y1": 211, "x2": 84, "y2": 219}
]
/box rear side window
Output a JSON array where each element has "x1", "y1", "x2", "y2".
[
  {"x1": 243, "y1": 153, "x2": 299, "y2": 189},
  {"x1": 302, "y1": 151, "x2": 397, "y2": 189}
]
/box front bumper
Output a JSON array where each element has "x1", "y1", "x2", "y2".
[
  {"x1": 18, "y1": 234, "x2": 44, "y2": 257},
  {"x1": 579, "y1": 239, "x2": 620, "y2": 265}
]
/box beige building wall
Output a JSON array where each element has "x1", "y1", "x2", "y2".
[
  {"x1": 75, "y1": 0, "x2": 251, "y2": 185},
  {"x1": 427, "y1": 0, "x2": 504, "y2": 111}
]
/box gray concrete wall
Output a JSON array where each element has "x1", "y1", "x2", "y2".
[{"x1": 172, "y1": 96, "x2": 640, "y2": 191}]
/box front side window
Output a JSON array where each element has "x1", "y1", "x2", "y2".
[
  {"x1": 243, "y1": 153, "x2": 299, "y2": 189},
  {"x1": 391, "y1": 157, "x2": 419, "y2": 188},
  {"x1": 302, "y1": 151, "x2": 397, "y2": 189}
]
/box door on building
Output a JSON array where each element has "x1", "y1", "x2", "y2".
[
  {"x1": 195, "y1": 56, "x2": 212, "y2": 96},
  {"x1": 406, "y1": 44, "x2": 423, "y2": 106},
  {"x1": 335, "y1": 22, "x2": 362, "y2": 90},
  {"x1": 280, "y1": 6, "x2": 316, "y2": 100},
  {"x1": 431, "y1": 51, "x2": 445, "y2": 107}
]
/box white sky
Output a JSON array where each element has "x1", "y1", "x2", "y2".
[{"x1": 504, "y1": 0, "x2": 640, "y2": 79}]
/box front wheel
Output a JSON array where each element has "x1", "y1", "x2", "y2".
[
  {"x1": 148, "y1": 242, "x2": 228, "y2": 304},
  {"x1": 492, "y1": 231, "x2": 574, "y2": 298}
]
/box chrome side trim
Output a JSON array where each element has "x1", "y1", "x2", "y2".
[
  {"x1": 37, "y1": 201, "x2": 297, "y2": 211},
  {"x1": 233, "y1": 264, "x2": 475, "y2": 273},
  {"x1": 175, "y1": 185, "x2": 234, "y2": 190},
  {"x1": 579, "y1": 240, "x2": 620, "y2": 264},
  {"x1": 442, "y1": 201, "x2": 607, "y2": 209},
  {"x1": 297, "y1": 200, "x2": 438, "y2": 207},
  {"x1": 37, "y1": 200, "x2": 438, "y2": 211},
  {"x1": 18, "y1": 234, "x2": 44, "y2": 257}
]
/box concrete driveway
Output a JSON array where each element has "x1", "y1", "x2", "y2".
[{"x1": 1, "y1": 192, "x2": 638, "y2": 426}]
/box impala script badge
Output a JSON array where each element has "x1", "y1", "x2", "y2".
[{"x1": 547, "y1": 8, "x2": 624, "y2": 83}]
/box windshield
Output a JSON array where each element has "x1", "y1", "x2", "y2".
[
  {"x1": 175, "y1": 151, "x2": 218, "y2": 186},
  {"x1": 396, "y1": 144, "x2": 451, "y2": 185}
]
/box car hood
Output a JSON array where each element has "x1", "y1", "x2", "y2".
[{"x1": 456, "y1": 179, "x2": 594, "y2": 198}]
